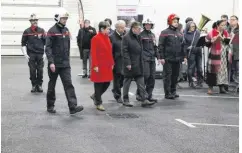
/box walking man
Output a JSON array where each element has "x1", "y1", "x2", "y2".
[
  {"x1": 110, "y1": 20, "x2": 126, "y2": 103},
  {"x1": 45, "y1": 8, "x2": 84, "y2": 114},
  {"x1": 122, "y1": 21, "x2": 156, "y2": 107}
]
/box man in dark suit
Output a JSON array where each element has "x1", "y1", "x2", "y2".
[
  {"x1": 122, "y1": 21, "x2": 156, "y2": 107},
  {"x1": 110, "y1": 20, "x2": 126, "y2": 104}
]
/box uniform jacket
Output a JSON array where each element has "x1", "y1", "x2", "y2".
[
  {"x1": 110, "y1": 30, "x2": 124, "y2": 74},
  {"x1": 21, "y1": 26, "x2": 45, "y2": 54},
  {"x1": 122, "y1": 30, "x2": 144, "y2": 77},
  {"x1": 90, "y1": 33, "x2": 114, "y2": 83},
  {"x1": 140, "y1": 30, "x2": 159, "y2": 61},
  {"x1": 45, "y1": 23, "x2": 71, "y2": 67},
  {"x1": 158, "y1": 26, "x2": 185, "y2": 62}
]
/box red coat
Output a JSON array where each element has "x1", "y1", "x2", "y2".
[{"x1": 90, "y1": 33, "x2": 114, "y2": 82}]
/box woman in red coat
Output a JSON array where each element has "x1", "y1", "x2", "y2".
[{"x1": 90, "y1": 21, "x2": 114, "y2": 111}]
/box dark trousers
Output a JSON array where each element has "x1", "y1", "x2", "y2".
[
  {"x1": 163, "y1": 61, "x2": 180, "y2": 95},
  {"x1": 28, "y1": 53, "x2": 44, "y2": 86},
  {"x1": 188, "y1": 52, "x2": 203, "y2": 83},
  {"x1": 123, "y1": 76, "x2": 148, "y2": 101},
  {"x1": 94, "y1": 82, "x2": 110, "y2": 105},
  {"x1": 82, "y1": 49, "x2": 90, "y2": 75},
  {"x1": 47, "y1": 67, "x2": 77, "y2": 109},
  {"x1": 112, "y1": 73, "x2": 124, "y2": 100},
  {"x1": 137, "y1": 61, "x2": 156, "y2": 99}
]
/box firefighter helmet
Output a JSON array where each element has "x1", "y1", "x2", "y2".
[
  {"x1": 142, "y1": 18, "x2": 154, "y2": 29},
  {"x1": 29, "y1": 13, "x2": 38, "y2": 21},
  {"x1": 167, "y1": 14, "x2": 180, "y2": 25},
  {"x1": 54, "y1": 7, "x2": 69, "y2": 22}
]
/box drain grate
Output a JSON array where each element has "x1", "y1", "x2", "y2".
[{"x1": 107, "y1": 113, "x2": 139, "y2": 119}]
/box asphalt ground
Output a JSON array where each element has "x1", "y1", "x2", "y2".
[{"x1": 1, "y1": 57, "x2": 239, "y2": 153}]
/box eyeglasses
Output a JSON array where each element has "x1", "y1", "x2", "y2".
[
  {"x1": 30, "y1": 19, "x2": 38, "y2": 22},
  {"x1": 230, "y1": 18, "x2": 237, "y2": 21}
]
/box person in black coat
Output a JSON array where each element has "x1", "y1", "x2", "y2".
[
  {"x1": 21, "y1": 14, "x2": 45, "y2": 93},
  {"x1": 45, "y1": 8, "x2": 84, "y2": 114},
  {"x1": 77, "y1": 19, "x2": 97, "y2": 78},
  {"x1": 158, "y1": 14, "x2": 187, "y2": 99},
  {"x1": 110, "y1": 20, "x2": 126, "y2": 104},
  {"x1": 122, "y1": 21, "x2": 156, "y2": 107}
]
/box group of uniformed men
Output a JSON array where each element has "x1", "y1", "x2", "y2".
[{"x1": 21, "y1": 7, "x2": 187, "y2": 113}]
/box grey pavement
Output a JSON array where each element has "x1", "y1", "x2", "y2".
[{"x1": 1, "y1": 57, "x2": 239, "y2": 153}]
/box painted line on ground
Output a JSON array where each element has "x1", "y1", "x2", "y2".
[
  {"x1": 175, "y1": 119, "x2": 196, "y2": 128},
  {"x1": 128, "y1": 92, "x2": 238, "y2": 99},
  {"x1": 191, "y1": 123, "x2": 239, "y2": 127},
  {"x1": 153, "y1": 93, "x2": 238, "y2": 99}
]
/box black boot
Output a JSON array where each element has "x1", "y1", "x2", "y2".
[
  {"x1": 70, "y1": 106, "x2": 84, "y2": 114},
  {"x1": 148, "y1": 97, "x2": 158, "y2": 103},
  {"x1": 141, "y1": 99, "x2": 155, "y2": 107},
  {"x1": 189, "y1": 82, "x2": 195, "y2": 88},
  {"x1": 171, "y1": 92, "x2": 179, "y2": 98},
  {"x1": 31, "y1": 85, "x2": 37, "y2": 93},
  {"x1": 219, "y1": 85, "x2": 227, "y2": 94},
  {"x1": 116, "y1": 98, "x2": 123, "y2": 104},
  {"x1": 136, "y1": 95, "x2": 142, "y2": 102},
  {"x1": 47, "y1": 107, "x2": 56, "y2": 114},
  {"x1": 36, "y1": 85, "x2": 43, "y2": 92},
  {"x1": 165, "y1": 94, "x2": 175, "y2": 100}
]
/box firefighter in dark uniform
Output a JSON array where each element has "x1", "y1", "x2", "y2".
[
  {"x1": 158, "y1": 14, "x2": 187, "y2": 99},
  {"x1": 21, "y1": 14, "x2": 45, "y2": 93},
  {"x1": 45, "y1": 8, "x2": 84, "y2": 114},
  {"x1": 136, "y1": 19, "x2": 159, "y2": 102},
  {"x1": 110, "y1": 20, "x2": 126, "y2": 103}
]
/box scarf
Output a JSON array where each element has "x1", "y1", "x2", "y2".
[
  {"x1": 211, "y1": 28, "x2": 229, "y2": 52},
  {"x1": 31, "y1": 25, "x2": 37, "y2": 33},
  {"x1": 207, "y1": 28, "x2": 229, "y2": 73}
]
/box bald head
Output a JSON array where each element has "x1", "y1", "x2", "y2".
[{"x1": 115, "y1": 20, "x2": 126, "y2": 34}]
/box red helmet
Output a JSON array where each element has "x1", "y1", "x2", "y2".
[{"x1": 167, "y1": 13, "x2": 180, "y2": 25}]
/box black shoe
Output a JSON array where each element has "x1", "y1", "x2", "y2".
[
  {"x1": 82, "y1": 74, "x2": 88, "y2": 78},
  {"x1": 116, "y1": 98, "x2": 123, "y2": 104},
  {"x1": 148, "y1": 98, "x2": 158, "y2": 103},
  {"x1": 70, "y1": 106, "x2": 84, "y2": 114},
  {"x1": 219, "y1": 86, "x2": 227, "y2": 94},
  {"x1": 36, "y1": 85, "x2": 43, "y2": 92},
  {"x1": 123, "y1": 101, "x2": 133, "y2": 107},
  {"x1": 189, "y1": 82, "x2": 195, "y2": 88},
  {"x1": 141, "y1": 100, "x2": 155, "y2": 107},
  {"x1": 136, "y1": 95, "x2": 142, "y2": 102},
  {"x1": 171, "y1": 93, "x2": 179, "y2": 98},
  {"x1": 31, "y1": 85, "x2": 37, "y2": 93},
  {"x1": 47, "y1": 107, "x2": 56, "y2": 114},
  {"x1": 165, "y1": 94, "x2": 175, "y2": 100},
  {"x1": 224, "y1": 85, "x2": 229, "y2": 92}
]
